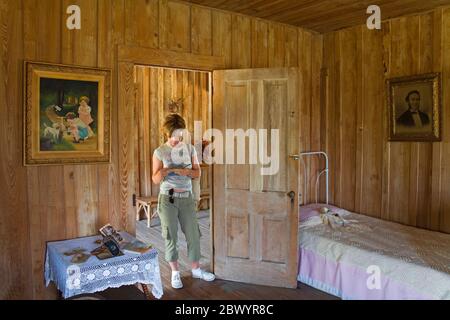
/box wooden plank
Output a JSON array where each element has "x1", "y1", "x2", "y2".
[
  {"x1": 157, "y1": 67, "x2": 165, "y2": 146},
  {"x1": 25, "y1": 166, "x2": 40, "y2": 299},
  {"x1": 310, "y1": 34, "x2": 323, "y2": 204},
  {"x1": 251, "y1": 19, "x2": 269, "y2": 68},
  {"x1": 359, "y1": 27, "x2": 384, "y2": 218},
  {"x1": 439, "y1": 7, "x2": 450, "y2": 233},
  {"x1": 62, "y1": 0, "x2": 100, "y2": 237},
  {"x1": 298, "y1": 29, "x2": 311, "y2": 204},
  {"x1": 135, "y1": 66, "x2": 145, "y2": 197},
  {"x1": 191, "y1": 6, "x2": 212, "y2": 55},
  {"x1": 105, "y1": 0, "x2": 124, "y2": 229},
  {"x1": 381, "y1": 21, "x2": 392, "y2": 221},
  {"x1": 285, "y1": 26, "x2": 298, "y2": 68},
  {"x1": 354, "y1": 25, "x2": 364, "y2": 214},
  {"x1": 322, "y1": 33, "x2": 336, "y2": 205},
  {"x1": 24, "y1": 0, "x2": 63, "y2": 300},
  {"x1": 163, "y1": 68, "x2": 173, "y2": 117},
  {"x1": 183, "y1": 70, "x2": 194, "y2": 135},
  {"x1": 118, "y1": 45, "x2": 226, "y2": 70},
  {"x1": 0, "y1": 0, "x2": 32, "y2": 299},
  {"x1": 166, "y1": 1, "x2": 191, "y2": 52},
  {"x1": 118, "y1": 62, "x2": 137, "y2": 233},
  {"x1": 159, "y1": 0, "x2": 168, "y2": 49},
  {"x1": 333, "y1": 31, "x2": 342, "y2": 207},
  {"x1": 193, "y1": 72, "x2": 201, "y2": 134},
  {"x1": 97, "y1": 0, "x2": 114, "y2": 228},
  {"x1": 125, "y1": 0, "x2": 159, "y2": 48},
  {"x1": 212, "y1": 10, "x2": 232, "y2": 68},
  {"x1": 387, "y1": 16, "x2": 419, "y2": 225},
  {"x1": 430, "y1": 7, "x2": 444, "y2": 231},
  {"x1": 319, "y1": 60, "x2": 329, "y2": 203},
  {"x1": 231, "y1": 15, "x2": 251, "y2": 68},
  {"x1": 414, "y1": 12, "x2": 435, "y2": 228},
  {"x1": 139, "y1": 67, "x2": 152, "y2": 197},
  {"x1": 201, "y1": 73, "x2": 209, "y2": 139},
  {"x1": 407, "y1": 14, "x2": 421, "y2": 227},
  {"x1": 338, "y1": 28, "x2": 358, "y2": 211},
  {"x1": 149, "y1": 67, "x2": 161, "y2": 196},
  {"x1": 268, "y1": 23, "x2": 285, "y2": 67}
]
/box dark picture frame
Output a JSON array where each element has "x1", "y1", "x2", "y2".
[{"x1": 387, "y1": 73, "x2": 441, "y2": 142}]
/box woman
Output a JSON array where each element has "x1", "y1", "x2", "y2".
[{"x1": 152, "y1": 113, "x2": 215, "y2": 289}]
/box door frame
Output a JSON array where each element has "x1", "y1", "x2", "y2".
[{"x1": 117, "y1": 45, "x2": 226, "y2": 271}]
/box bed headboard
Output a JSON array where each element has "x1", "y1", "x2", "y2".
[{"x1": 298, "y1": 152, "x2": 329, "y2": 206}]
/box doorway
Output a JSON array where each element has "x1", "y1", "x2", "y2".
[{"x1": 133, "y1": 65, "x2": 213, "y2": 275}]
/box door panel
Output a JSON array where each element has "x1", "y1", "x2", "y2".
[{"x1": 213, "y1": 68, "x2": 299, "y2": 288}]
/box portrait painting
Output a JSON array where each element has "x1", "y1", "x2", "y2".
[
  {"x1": 387, "y1": 73, "x2": 441, "y2": 141},
  {"x1": 24, "y1": 62, "x2": 111, "y2": 165}
]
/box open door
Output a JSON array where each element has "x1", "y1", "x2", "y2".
[{"x1": 212, "y1": 68, "x2": 299, "y2": 288}]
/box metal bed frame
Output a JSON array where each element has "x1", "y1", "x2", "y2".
[{"x1": 291, "y1": 152, "x2": 329, "y2": 206}]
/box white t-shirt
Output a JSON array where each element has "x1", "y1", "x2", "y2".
[{"x1": 153, "y1": 143, "x2": 197, "y2": 193}]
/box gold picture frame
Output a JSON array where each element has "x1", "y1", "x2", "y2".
[
  {"x1": 387, "y1": 73, "x2": 441, "y2": 142},
  {"x1": 24, "y1": 61, "x2": 111, "y2": 165}
]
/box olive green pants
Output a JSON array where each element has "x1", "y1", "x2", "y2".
[{"x1": 158, "y1": 193, "x2": 201, "y2": 262}]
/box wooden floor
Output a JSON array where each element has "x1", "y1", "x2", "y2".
[{"x1": 136, "y1": 212, "x2": 338, "y2": 300}]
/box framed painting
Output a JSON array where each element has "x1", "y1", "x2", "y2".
[
  {"x1": 24, "y1": 61, "x2": 111, "y2": 165},
  {"x1": 387, "y1": 73, "x2": 441, "y2": 142}
]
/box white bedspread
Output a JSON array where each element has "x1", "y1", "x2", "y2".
[{"x1": 299, "y1": 208, "x2": 450, "y2": 299}]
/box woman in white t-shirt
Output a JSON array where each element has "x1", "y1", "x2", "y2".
[{"x1": 152, "y1": 113, "x2": 215, "y2": 289}]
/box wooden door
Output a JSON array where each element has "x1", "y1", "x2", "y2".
[{"x1": 212, "y1": 68, "x2": 299, "y2": 288}]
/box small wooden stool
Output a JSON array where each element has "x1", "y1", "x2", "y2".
[
  {"x1": 198, "y1": 191, "x2": 210, "y2": 211},
  {"x1": 136, "y1": 196, "x2": 159, "y2": 228}
]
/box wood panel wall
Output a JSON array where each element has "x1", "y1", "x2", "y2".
[
  {"x1": 134, "y1": 66, "x2": 211, "y2": 208},
  {"x1": 0, "y1": 0, "x2": 322, "y2": 299},
  {"x1": 321, "y1": 7, "x2": 450, "y2": 233}
]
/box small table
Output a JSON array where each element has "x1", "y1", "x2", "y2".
[
  {"x1": 136, "y1": 196, "x2": 159, "y2": 228},
  {"x1": 44, "y1": 232, "x2": 163, "y2": 300}
]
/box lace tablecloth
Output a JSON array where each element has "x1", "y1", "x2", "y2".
[{"x1": 44, "y1": 232, "x2": 163, "y2": 299}]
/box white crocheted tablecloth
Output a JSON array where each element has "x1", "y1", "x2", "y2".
[{"x1": 44, "y1": 232, "x2": 163, "y2": 299}]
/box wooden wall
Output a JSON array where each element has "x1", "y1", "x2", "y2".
[
  {"x1": 0, "y1": 0, "x2": 322, "y2": 299},
  {"x1": 134, "y1": 66, "x2": 211, "y2": 209},
  {"x1": 321, "y1": 7, "x2": 450, "y2": 233}
]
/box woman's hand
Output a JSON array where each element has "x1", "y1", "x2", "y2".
[
  {"x1": 172, "y1": 169, "x2": 191, "y2": 177},
  {"x1": 160, "y1": 168, "x2": 170, "y2": 178}
]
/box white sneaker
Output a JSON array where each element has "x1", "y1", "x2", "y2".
[
  {"x1": 192, "y1": 268, "x2": 216, "y2": 282},
  {"x1": 171, "y1": 271, "x2": 183, "y2": 289}
]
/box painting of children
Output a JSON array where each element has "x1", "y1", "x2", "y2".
[
  {"x1": 37, "y1": 77, "x2": 99, "y2": 151},
  {"x1": 24, "y1": 62, "x2": 111, "y2": 165}
]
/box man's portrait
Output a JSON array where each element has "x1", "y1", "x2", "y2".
[{"x1": 388, "y1": 73, "x2": 441, "y2": 141}]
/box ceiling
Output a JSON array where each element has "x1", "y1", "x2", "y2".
[{"x1": 185, "y1": 0, "x2": 450, "y2": 33}]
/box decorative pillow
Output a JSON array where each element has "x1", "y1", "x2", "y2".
[{"x1": 299, "y1": 203, "x2": 343, "y2": 221}]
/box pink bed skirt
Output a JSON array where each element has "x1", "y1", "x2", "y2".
[{"x1": 298, "y1": 247, "x2": 433, "y2": 300}]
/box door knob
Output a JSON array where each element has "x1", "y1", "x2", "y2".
[
  {"x1": 287, "y1": 191, "x2": 295, "y2": 203},
  {"x1": 289, "y1": 154, "x2": 300, "y2": 160}
]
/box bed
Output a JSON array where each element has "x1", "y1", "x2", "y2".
[{"x1": 298, "y1": 203, "x2": 450, "y2": 300}]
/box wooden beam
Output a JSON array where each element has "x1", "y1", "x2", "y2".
[{"x1": 118, "y1": 45, "x2": 226, "y2": 71}]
